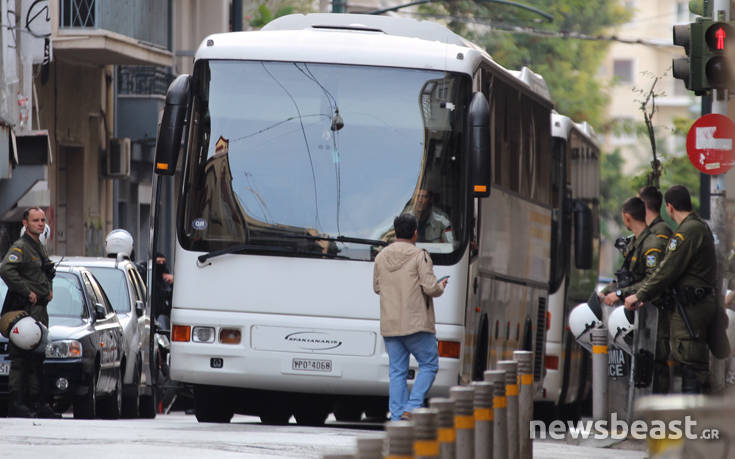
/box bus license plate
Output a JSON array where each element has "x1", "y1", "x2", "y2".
[
  {"x1": 292, "y1": 358, "x2": 332, "y2": 372},
  {"x1": 0, "y1": 361, "x2": 9, "y2": 376}
]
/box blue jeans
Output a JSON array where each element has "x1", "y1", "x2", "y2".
[{"x1": 384, "y1": 332, "x2": 439, "y2": 421}]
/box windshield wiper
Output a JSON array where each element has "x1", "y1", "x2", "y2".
[
  {"x1": 276, "y1": 233, "x2": 388, "y2": 247},
  {"x1": 197, "y1": 243, "x2": 350, "y2": 265}
]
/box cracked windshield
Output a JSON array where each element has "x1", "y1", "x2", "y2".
[{"x1": 181, "y1": 61, "x2": 469, "y2": 262}]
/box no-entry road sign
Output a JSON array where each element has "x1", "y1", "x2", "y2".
[{"x1": 686, "y1": 113, "x2": 735, "y2": 175}]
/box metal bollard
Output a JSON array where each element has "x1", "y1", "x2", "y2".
[
  {"x1": 356, "y1": 436, "x2": 384, "y2": 459},
  {"x1": 498, "y1": 360, "x2": 519, "y2": 459},
  {"x1": 413, "y1": 408, "x2": 439, "y2": 459},
  {"x1": 471, "y1": 381, "x2": 494, "y2": 459},
  {"x1": 484, "y1": 369, "x2": 507, "y2": 459},
  {"x1": 513, "y1": 350, "x2": 534, "y2": 459},
  {"x1": 449, "y1": 386, "x2": 475, "y2": 459},
  {"x1": 429, "y1": 398, "x2": 456, "y2": 459},
  {"x1": 591, "y1": 326, "x2": 609, "y2": 421},
  {"x1": 384, "y1": 421, "x2": 414, "y2": 459}
]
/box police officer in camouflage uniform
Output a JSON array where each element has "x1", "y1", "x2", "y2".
[
  {"x1": 0, "y1": 207, "x2": 59, "y2": 417},
  {"x1": 600, "y1": 197, "x2": 667, "y2": 306},
  {"x1": 638, "y1": 185, "x2": 673, "y2": 393},
  {"x1": 625, "y1": 186, "x2": 717, "y2": 394}
]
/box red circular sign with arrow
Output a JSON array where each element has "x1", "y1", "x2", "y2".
[{"x1": 686, "y1": 113, "x2": 735, "y2": 175}]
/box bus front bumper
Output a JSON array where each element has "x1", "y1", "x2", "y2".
[{"x1": 169, "y1": 308, "x2": 463, "y2": 397}]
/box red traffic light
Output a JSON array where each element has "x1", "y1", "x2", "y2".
[{"x1": 706, "y1": 22, "x2": 733, "y2": 51}]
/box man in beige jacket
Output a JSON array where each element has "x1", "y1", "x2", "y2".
[{"x1": 374, "y1": 213, "x2": 448, "y2": 420}]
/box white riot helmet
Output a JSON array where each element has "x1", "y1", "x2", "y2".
[
  {"x1": 8, "y1": 315, "x2": 49, "y2": 352},
  {"x1": 20, "y1": 223, "x2": 51, "y2": 246},
  {"x1": 105, "y1": 229, "x2": 134, "y2": 258},
  {"x1": 608, "y1": 305, "x2": 636, "y2": 355},
  {"x1": 568, "y1": 295, "x2": 603, "y2": 352}
]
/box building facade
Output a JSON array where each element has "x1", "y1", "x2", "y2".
[{"x1": 601, "y1": 0, "x2": 697, "y2": 174}]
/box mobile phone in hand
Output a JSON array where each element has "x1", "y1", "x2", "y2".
[{"x1": 437, "y1": 275, "x2": 450, "y2": 283}]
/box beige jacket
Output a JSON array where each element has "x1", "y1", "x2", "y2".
[{"x1": 373, "y1": 241, "x2": 445, "y2": 337}]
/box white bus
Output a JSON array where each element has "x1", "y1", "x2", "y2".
[
  {"x1": 151, "y1": 14, "x2": 590, "y2": 424},
  {"x1": 536, "y1": 113, "x2": 600, "y2": 419}
]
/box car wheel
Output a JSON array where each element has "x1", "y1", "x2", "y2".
[
  {"x1": 122, "y1": 362, "x2": 141, "y2": 418},
  {"x1": 194, "y1": 385, "x2": 233, "y2": 423},
  {"x1": 73, "y1": 368, "x2": 97, "y2": 419},
  {"x1": 139, "y1": 390, "x2": 157, "y2": 419},
  {"x1": 99, "y1": 367, "x2": 122, "y2": 419}
]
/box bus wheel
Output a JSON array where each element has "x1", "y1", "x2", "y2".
[
  {"x1": 293, "y1": 396, "x2": 330, "y2": 426},
  {"x1": 333, "y1": 399, "x2": 363, "y2": 422},
  {"x1": 194, "y1": 385, "x2": 233, "y2": 423}
]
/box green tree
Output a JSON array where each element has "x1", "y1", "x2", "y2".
[
  {"x1": 432, "y1": 0, "x2": 631, "y2": 127},
  {"x1": 599, "y1": 149, "x2": 634, "y2": 235},
  {"x1": 249, "y1": 3, "x2": 295, "y2": 28}
]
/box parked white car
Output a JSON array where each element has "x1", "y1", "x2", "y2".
[{"x1": 55, "y1": 256, "x2": 155, "y2": 418}]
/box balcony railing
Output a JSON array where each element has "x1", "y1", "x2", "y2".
[{"x1": 60, "y1": 0, "x2": 170, "y2": 50}]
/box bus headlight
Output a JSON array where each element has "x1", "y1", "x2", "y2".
[{"x1": 192, "y1": 326, "x2": 216, "y2": 343}]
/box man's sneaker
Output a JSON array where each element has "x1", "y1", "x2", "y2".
[
  {"x1": 8, "y1": 402, "x2": 35, "y2": 418},
  {"x1": 35, "y1": 403, "x2": 62, "y2": 419}
]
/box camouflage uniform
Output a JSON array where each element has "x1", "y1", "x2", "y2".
[
  {"x1": 0, "y1": 233, "x2": 52, "y2": 413},
  {"x1": 636, "y1": 214, "x2": 716, "y2": 393},
  {"x1": 646, "y1": 215, "x2": 673, "y2": 393}
]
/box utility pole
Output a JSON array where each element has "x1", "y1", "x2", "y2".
[
  {"x1": 332, "y1": 0, "x2": 346, "y2": 13},
  {"x1": 708, "y1": 0, "x2": 730, "y2": 394},
  {"x1": 710, "y1": 0, "x2": 730, "y2": 294}
]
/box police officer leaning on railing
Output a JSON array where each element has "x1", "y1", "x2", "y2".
[
  {"x1": 0, "y1": 207, "x2": 60, "y2": 418},
  {"x1": 625, "y1": 185, "x2": 730, "y2": 394},
  {"x1": 600, "y1": 196, "x2": 670, "y2": 392}
]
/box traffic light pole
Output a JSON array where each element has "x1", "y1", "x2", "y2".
[{"x1": 710, "y1": 0, "x2": 729, "y2": 394}]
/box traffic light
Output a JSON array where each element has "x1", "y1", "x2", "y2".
[
  {"x1": 672, "y1": 19, "x2": 735, "y2": 93},
  {"x1": 672, "y1": 23, "x2": 693, "y2": 89},
  {"x1": 702, "y1": 21, "x2": 734, "y2": 88}
]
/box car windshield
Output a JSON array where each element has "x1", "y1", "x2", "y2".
[
  {"x1": 87, "y1": 267, "x2": 130, "y2": 313},
  {"x1": 48, "y1": 273, "x2": 86, "y2": 318},
  {"x1": 179, "y1": 60, "x2": 470, "y2": 263}
]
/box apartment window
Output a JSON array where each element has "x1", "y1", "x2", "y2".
[{"x1": 613, "y1": 59, "x2": 634, "y2": 84}]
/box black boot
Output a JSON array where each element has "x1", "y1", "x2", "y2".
[
  {"x1": 8, "y1": 400, "x2": 35, "y2": 418},
  {"x1": 35, "y1": 402, "x2": 62, "y2": 419},
  {"x1": 681, "y1": 365, "x2": 704, "y2": 394}
]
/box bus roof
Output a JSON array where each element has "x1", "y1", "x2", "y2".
[
  {"x1": 195, "y1": 14, "x2": 552, "y2": 104},
  {"x1": 263, "y1": 13, "x2": 472, "y2": 47},
  {"x1": 551, "y1": 112, "x2": 599, "y2": 148}
]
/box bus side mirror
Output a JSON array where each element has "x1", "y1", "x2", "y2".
[
  {"x1": 468, "y1": 92, "x2": 491, "y2": 198},
  {"x1": 573, "y1": 199, "x2": 593, "y2": 269},
  {"x1": 154, "y1": 74, "x2": 191, "y2": 176}
]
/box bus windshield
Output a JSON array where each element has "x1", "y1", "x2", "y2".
[{"x1": 179, "y1": 60, "x2": 470, "y2": 263}]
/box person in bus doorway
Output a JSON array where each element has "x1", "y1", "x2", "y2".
[
  {"x1": 373, "y1": 213, "x2": 449, "y2": 420},
  {"x1": 409, "y1": 188, "x2": 453, "y2": 244},
  {"x1": 154, "y1": 253, "x2": 174, "y2": 327}
]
